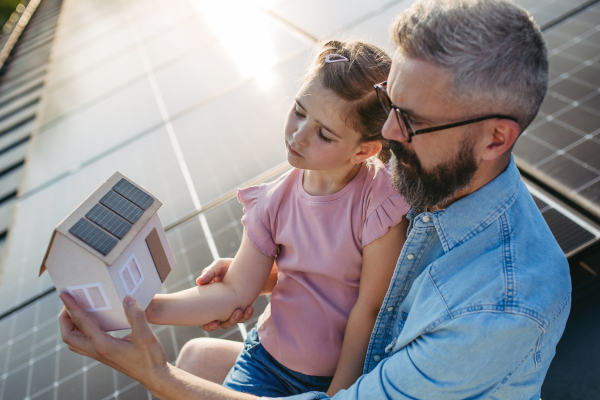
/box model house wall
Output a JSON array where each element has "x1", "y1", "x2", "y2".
[
  {"x1": 44, "y1": 233, "x2": 126, "y2": 330},
  {"x1": 107, "y1": 213, "x2": 174, "y2": 315},
  {"x1": 40, "y1": 172, "x2": 176, "y2": 331}
]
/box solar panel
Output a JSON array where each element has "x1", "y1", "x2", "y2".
[
  {"x1": 514, "y1": 3, "x2": 600, "y2": 216},
  {"x1": 85, "y1": 204, "x2": 132, "y2": 239},
  {"x1": 112, "y1": 178, "x2": 154, "y2": 210},
  {"x1": 68, "y1": 218, "x2": 118, "y2": 256},
  {"x1": 1, "y1": 1, "x2": 599, "y2": 399},
  {"x1": 99, "y1": 190, "x2": 143, "y2": 224},
  {"x1": 530, "y1": 192, "x2": 597, "y2": 254},
  {"x1": 0, "y1": 199, "x2": 267, "y2": 400}
]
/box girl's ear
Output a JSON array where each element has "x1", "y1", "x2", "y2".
[{"x1": 354, "y1": 140, "x2": 383, "y2": 164}]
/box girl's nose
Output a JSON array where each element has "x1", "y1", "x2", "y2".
[
  {"x1": 292, "y1": 127, "x2": 309, "y2": 146},
  {"x1": 382, "y1": 113, "x2": 408, "y2": 144}
]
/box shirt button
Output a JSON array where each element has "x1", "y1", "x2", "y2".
[
  {"x1": 387, "y1": 306, "x2": 394, "y2": 312},
  {"x1": 373, "y1": 355, "x2": 381, "y2": 362},
  {"x1": 422, "y1": 216, "x2": 431, "y2": 223},
  {"x1": 407, "y1": 254, "x2": 415, "y2": 260}
]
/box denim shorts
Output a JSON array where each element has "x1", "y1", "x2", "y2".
[{"x1": 222, "y1": 327, "x2": 333, "y2": 397}]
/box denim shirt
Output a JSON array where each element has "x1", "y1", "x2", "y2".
[{"x1": 272, "y1": 157, "x2": 571, "y2": 400}]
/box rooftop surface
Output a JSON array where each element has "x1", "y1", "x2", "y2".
[{"x1": 0, "y1": 0, "x2": 598, "y2": 399}]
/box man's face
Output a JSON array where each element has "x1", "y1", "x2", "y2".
[{"x1": 383, "y1": 53, "x2": 486, "y2": 210}]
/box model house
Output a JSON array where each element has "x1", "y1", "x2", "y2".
[{"x1": 40, "y1": 172, "x2": 176, "y2": 331}]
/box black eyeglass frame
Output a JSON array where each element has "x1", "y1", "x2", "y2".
[{"x1": 374, "y1": 81, "x2": 518, "y2": 143}]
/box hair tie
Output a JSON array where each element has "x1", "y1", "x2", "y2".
[{"x1": 325, "y1": 54, "x2": 349, "y2": 63}]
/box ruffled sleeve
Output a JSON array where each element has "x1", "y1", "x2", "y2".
[
  {"x1": 238, "y1": 186, "x2": 279, "y2": 257},
  {"x1": 362, "y1": 191, "x2": 411, "y2": 247}
]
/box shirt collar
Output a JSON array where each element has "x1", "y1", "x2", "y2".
[{"x1": 409, "y1": 155, "x2": 522, "y2": 253}]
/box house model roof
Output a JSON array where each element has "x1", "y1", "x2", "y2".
[{"x1": 39, "y1": 172, "x2": 162, "y2": 275}]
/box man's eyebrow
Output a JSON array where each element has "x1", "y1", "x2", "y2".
[
  {"x1": 295, "y1": 99, "x2": 342, "y2": 138},
  {"x1": 400, "y1": 107, "x2": 435, "y2": 123},
  {"x1": 387, "y1": 84, "x2": 435, "y2": 124}
]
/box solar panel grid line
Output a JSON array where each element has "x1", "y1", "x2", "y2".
[
  {"x1": 24, "y1": 300, "x2": 42, "y2": 399},
  {"x1": 541, "y1": 208, "x2": 597, "y2": 253},
  {"x1": 0, "y1": 315, "x2": 17, "y2": 398},
  {"x1": 578, "y1": 175, "x2": 600, "y2": 193},
  {"x1": 514, "y1": 6, "x2": 600, "y2": 215},
  {"x1": 0, "y1": 201, "x2": 249, "y2": 399},
  {"x1": 99, "y1": 190, "x2": 143, "y2": 224},
  {"x1": 119, "y1": 2, "x2": 223, "y2": 276},
  {"x1": 2, "y1": 1, "x2": 600, "y2": 399},
  {"x1": 547, "y1": 22, "x2": 600, "y2": 46},
  {"x1": 112, "y1": 178, "x2": 154, "y2": 210},
  {"x1": 525, "y1": 129, "x2": 596, "y2": 169},
  {"x1": 549, "y1": 59, "x2": 600, "y2": 89},
  {"x1": 529, "y1": 97, "x2": 600, "y2": 136},
  {"x1": 526, "y1": 182, "x2": 600, "y2": 237},
  {"x1": 68, "y1": 218, "x2": 118, "y2": 256},
  {"x1": 85, "y1": 203, "x2": 132, "y2": 239}
]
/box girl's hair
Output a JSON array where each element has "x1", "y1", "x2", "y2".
[{"x1": 307, "y1": 40, "x2": 393, "y2": 163}]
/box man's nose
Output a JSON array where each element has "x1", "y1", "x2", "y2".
[{"x1": 382, "y1": 113, "x2": 408, "y2": 144}]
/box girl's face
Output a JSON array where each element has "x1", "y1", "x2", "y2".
[{"x1": 284, "y1": 78, "x2": 363, "y2": 171}]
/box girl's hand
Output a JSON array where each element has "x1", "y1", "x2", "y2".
[
  {"x1": 196, "y1": 258, "x2": 254, "y2": 332},
  {"x1": 196, "y1": 258, "x2": 235, "y2": 285}
]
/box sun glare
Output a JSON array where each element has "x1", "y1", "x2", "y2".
[{"x1": 192, "y1": 0, "x2": 278, "y2": 82}]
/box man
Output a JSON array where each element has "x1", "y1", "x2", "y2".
[{"x1": 59, "y1": 0, "x2": 570, "y2": 398}]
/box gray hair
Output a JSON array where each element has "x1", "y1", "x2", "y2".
[{"x1": 390, "y1": 0, "x2": 548, "y2": 131}]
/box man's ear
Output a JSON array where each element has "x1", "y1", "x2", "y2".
[
  {"x1": 481, "y1": 119, "x2": 521, "y2": 161},
  {"x1": 355, "y1": 140, "x2": 383, "y2": 163}
]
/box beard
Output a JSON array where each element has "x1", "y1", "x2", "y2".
[{"x1": 390, "y1": 136, "x2": 478, "y2": 211}]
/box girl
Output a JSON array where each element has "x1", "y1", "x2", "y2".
[{"x1": 146, "y1": 40, "x2": 410, "y2": 397}]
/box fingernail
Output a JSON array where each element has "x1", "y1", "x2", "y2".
[
  {"x1": 125, "y1": 296, "x2": 136, "y2": 305},
  {"x1": 248, "y1": 308, "x2": 253, "y2": 315}
]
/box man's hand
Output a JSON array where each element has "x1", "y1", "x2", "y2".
[
  {"x1": 59, "y1": 293, "x2": 169, "y2": 392},
  {"x1": 196, "y1": 258, "x2": 254, "y2": 331},
  {"x1": 196, "y1": 258, "x2": 280, "y2": 332}
]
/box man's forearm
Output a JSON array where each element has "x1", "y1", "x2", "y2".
[{"x1": 147, "y1": 364, "x2": 257, "y2": 400}]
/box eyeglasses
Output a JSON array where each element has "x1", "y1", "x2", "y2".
[{"x1": 374, "y1": 81, "x2": 518, "y2": 143}]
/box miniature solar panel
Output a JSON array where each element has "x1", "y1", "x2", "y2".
[
  {"x1": 0, "y1": 199, "x2": 270, "y2": 400},
  {"x1": 514, "y1": 4, "x2": 600, "y2": 216},
  {"x1": 99, "y1": 190, "x2": 143, "y2": 224},
  {"x1": 2, "y1": 0, "x2": 599, "y2": 399},
  {"x1": 85, "y1": 204, "x2": 132, "y2": 239},
  {"x1": 68, "y1": 218, "x2": 118, "y2": 256},
  {"x1": 112, "y1": 178, "x2": 154, "y2": 210}
]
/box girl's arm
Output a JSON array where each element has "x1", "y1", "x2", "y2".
[
  {"x1": 146, "y1": 230, "x2": 275, "y2": 327},
  {"x1": 326, "y1": 217, "x2": 408, "y2": 396}
]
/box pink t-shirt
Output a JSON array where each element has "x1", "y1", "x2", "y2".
[{"x1": 237, "y1": 158, "x2": 410, "y2": 376}]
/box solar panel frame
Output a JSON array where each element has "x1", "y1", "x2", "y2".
[
  {"x1": 85, "y1": 203, "x2": 132, "y2": 239},
  {"x1": 2, "y1": 1, "x2": 600, "y2": 400},
  {"x1": 99, "y1": 190, "x2": 143, "y2": 224},
  {"x1": 68, "y1": 218, "x2": 118, "y2": 256},
  {"x1": 514, "y1": 3, "x2": 600, "y2": 217},
  {"x1": 112, "y1": 178, "x2": 154, "y2": 210}
]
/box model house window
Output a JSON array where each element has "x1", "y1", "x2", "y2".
[
  {"x1": 119, "y1": 254, "x2": 144, "y2": 295},
  {"x1": 67, "y1": 283, "x2": 111, "y2": 312}
]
